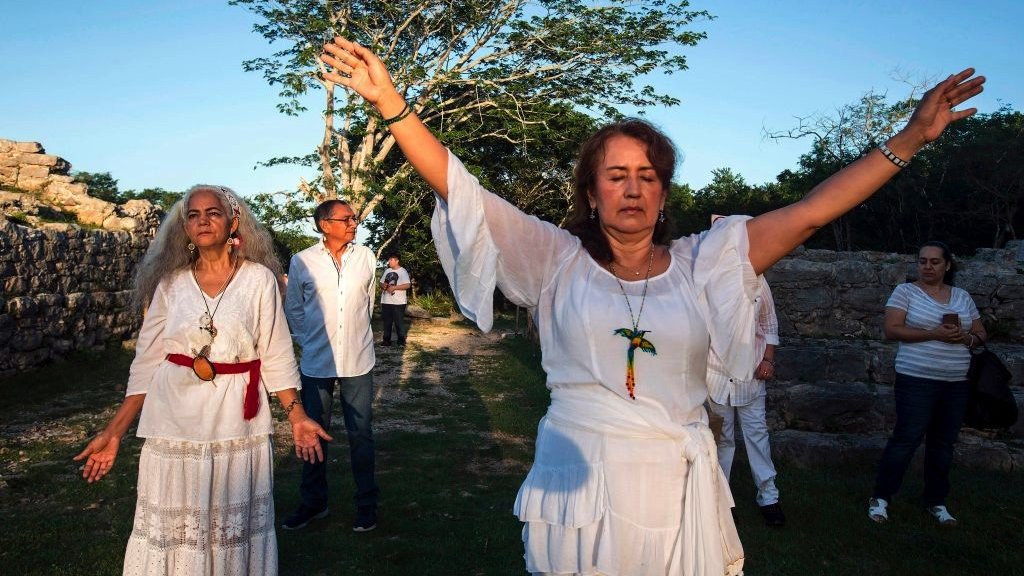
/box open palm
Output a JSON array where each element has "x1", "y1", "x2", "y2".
[
  {"x1": 908, "y1": 68, "x2": 985, "y2": 145},
  {"x1": 321, "y1": 38, "x2": 396, "y2": 106},
  {"x1": 73, "y1": 433, "x2": 121, "y2": 483}
]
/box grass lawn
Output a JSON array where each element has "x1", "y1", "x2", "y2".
[{"x1": 1, "y1": 335, "x2": 1021, "y2": 576}]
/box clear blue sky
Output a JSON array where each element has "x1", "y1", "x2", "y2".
[{"x1": 1, "y1": 0, "x2": 1020, "y2": 199}]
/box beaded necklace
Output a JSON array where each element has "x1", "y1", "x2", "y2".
[
  {"x1": 609, "y1": 246, "x2": 658, "y2": 399},
  {"x1": 190, "y1": 260, "x2": 239, "y2": 380}
]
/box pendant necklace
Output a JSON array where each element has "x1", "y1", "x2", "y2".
[
  {"x1": 609, "y1": 246, "x2": 658, "y2": 400},
  {"x1": 190, "y1": 260, "x2": 238, "y2": 381}
]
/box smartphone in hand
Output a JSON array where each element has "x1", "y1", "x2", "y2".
[{"x1": 941, "y1": 313, "x2": 959, "y2": 327}]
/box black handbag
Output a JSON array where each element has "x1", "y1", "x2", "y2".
[{"x1": 963, "y1": 344, "x2": 1018, "y2": 429}]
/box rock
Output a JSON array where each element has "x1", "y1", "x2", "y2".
[
  {"x1": 14, "y1": 142, "x2": 43, "y2": 153},
  {"x1": 782, "y1": 381, "x2": 886, "y2": 433},
  {"x1": 0, "y1": 314, "x2": 14, "y2": 345},
  {"x1": 15, "y1": 175, "x2": 49, "y2": 191},
  {"x1": 771, "y1": 429, "x2": 886, "y2": 469},
  {"x1": 406, "y1": 304, "x2": 432, "y2": 319},
  {"x1": 7, "y1": 296, "x2": 38, "y2": 318}
]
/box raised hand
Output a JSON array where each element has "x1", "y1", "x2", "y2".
[
  {"x1": 904, "y1": 69, "x2": 986, "y2": 146},
  {"x1": 321, "y1": 38, "x2": 399, "y2": 109},
  {"x1": 73, "y1": 432, "x2": 122, "y2": 483},
  {"x1": 292, "y1": 416, "x2": 333, "y2": 463}
]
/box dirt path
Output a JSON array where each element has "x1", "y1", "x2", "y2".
[
  {"x1": 269, "y1": 316, "x2": 507, "y2": 439},
  {"x1": 0, "y1": 317, "x2": 507, "y2": 483}
]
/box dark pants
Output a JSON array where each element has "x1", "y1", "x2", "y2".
[
  {"x1": 381, "y1": 303, "x2": 407, "y2": 345},
  {"x1": 873, "y1": 372, "x2": 969, "y2": 506},
  {"x1": 298, "y1": 372, "x2": 379, "y2": 510}
]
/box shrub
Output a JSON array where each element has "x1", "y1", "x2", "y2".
[{"x1": 410, "y1": 290, "x2": 456, "y2": 317}]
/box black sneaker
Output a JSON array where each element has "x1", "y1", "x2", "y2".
[
  {"x1": 281, "y1": 504, "x2": 329, "y2": 530},
  {"x1": 353, "y1": 506, "x2": 377, "y2": 532},
  {"x1": 760, "y1": 502, "x2": 786, "y2": 527}
]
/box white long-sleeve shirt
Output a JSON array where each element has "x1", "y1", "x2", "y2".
[
  {"x1": 706, "y1": 276, "x2": 780, "y2": 407},
  {"x1": 285, "y1": 240, "x2": 376, "y2": 378},
  {"x1": 431, "y1": 150, "x2": 755, "y2": 574}
]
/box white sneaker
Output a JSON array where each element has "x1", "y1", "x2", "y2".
[
  {"x1": 868, "y1": 497, "x2": 888, "y2": 523},
  {"x1": 928, "y1": 505, "x2": 958, "y2": 527}
]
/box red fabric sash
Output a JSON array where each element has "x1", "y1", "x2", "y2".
[{"x1": 166, "y1": 354, "x2": 263, "y2": 420}]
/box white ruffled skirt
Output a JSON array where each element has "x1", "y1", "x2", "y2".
[
  {"x1": 515, "y1": 388, "x2": 744, "y2": 576},
  {"x1": 122, "y1": 436, "x2": 277, "y2": 576}
]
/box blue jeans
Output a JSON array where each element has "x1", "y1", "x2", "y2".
[
  {"x1": 298, "y1": 372, "x2": 379, "y2": 509},
  {"x1": 873, "y1": 373, "x2": 969, "y2": 506}
]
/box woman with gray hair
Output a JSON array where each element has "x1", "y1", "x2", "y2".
[{"x1": 75, "y1": 184, "x2": 331, "y2": 575}]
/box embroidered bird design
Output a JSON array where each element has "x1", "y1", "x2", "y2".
[{"x1": 613, "y1": 328, "x2": 657, "y2": 399}]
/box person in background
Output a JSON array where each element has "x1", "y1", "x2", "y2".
[
  {"x1": 869, "y1": 241, "x2": 986, "y2": 527},
  {"x1": 283, "y1": 199, "x2": 380, "y2": 532},
  {"x1": 707, "y1": 272, "x2": 785, "y2": 526},
  {"x1": 75, "y1": 185, "x2": 330, "y2": 575},
  {"x1": 379, "y1": 253, "x2": 411, "y2": 346},
  {"x1": 322, "y1": 37, "x2": 983, "y2": 574}
]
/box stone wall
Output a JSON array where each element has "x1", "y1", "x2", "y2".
[
  {"x1": 759, "y1": 243, "x2": 1024, "y2": 471},
  {"x1": 0, "y1": 139, "x2": 160, "y2": 376},
  {"x1": 767, "y1": 243, "x2": 1024, "y2": 342},
  {"x1": 0, "y1": 139, "x2": 160, "y2": 233},
  {"x1": 0, "y1": 216, "x2": 151, "y2": 376}
]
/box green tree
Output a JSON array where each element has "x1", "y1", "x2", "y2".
[
  {"x1": 765, "y1": 78, "x2": 1023, "y2": 253},
  {"x1": 121, "y1": 187, "x2": 183, "y2": 212},
  {"x1": 71, "y1": 172, "x2": 182, "y2": 213},
  {"x1": 247, "y1": 191, "x2": 318, "y2": 269},
  {"x1": 361, "y1": 101, "x2": 599, "y2": 292},
  {"x1": 666, "y1": 168, "x2": 797, "y2": 236},
  {"x1": 925, "y1": 105, "x2": 1023, "y2": 248},
  {"x1": 764, "y1": 88, "x2": 920, "y2": 250},
  {"x1": 72, "y1": 171, "x2": 120, "y2": 203},
  {"x1": 232, "y1": 0, "x2": 711, "y2": 252}
]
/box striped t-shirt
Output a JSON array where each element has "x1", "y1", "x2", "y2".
[{"x1": 887, "y1": 282, "x2": 979, "y2": 381}]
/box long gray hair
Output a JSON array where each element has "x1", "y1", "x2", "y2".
[{"x1": 132, "y1": 184, "x2": 283, "y2": 310}]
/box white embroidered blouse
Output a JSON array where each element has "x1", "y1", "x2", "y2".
[{"x1": 127, "y1": 261, "x2": 301, "y2": 442}]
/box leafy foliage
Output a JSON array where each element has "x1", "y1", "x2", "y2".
[
  {"x1": 677, "y1": 90, "x2": 1024, "y2": 254},
  {"x1": 231, "y1": 0, "x2": 712, "y2": 279},
  {"x1": 72, "y1": 171, "x2": 182, "y2": 212},
  {"x1": 362, "y1": 101, "x2": 598, "y2": 290}
]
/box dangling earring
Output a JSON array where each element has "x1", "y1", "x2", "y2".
[
  {"x1": 187, "y1": 241, "x2": 196, "y2": 254},
  {"x1": 589, "y1": 207, "x2": 596, "y2": 220},
  {"x1": 658, "y1": 209, "x2": 666, "y2": 223}
]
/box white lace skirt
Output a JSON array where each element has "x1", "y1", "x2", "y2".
[{"x1": 123, "y1": 436, "x2": 277, "y2": 576}]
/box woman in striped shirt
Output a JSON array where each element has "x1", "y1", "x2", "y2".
[{"x1": 868, "y1": 241, "x2": 986, "y2": 527}]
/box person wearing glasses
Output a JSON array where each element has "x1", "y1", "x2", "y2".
[
  {"x1": 74, "y1": 185, "x2": 330, "y2": 575},
  {"x1": 283, "y1": 199, "x2": 381, "y2": 532}
]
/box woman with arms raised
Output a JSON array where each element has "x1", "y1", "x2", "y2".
[
  {"x1": 75, "y1": 185, "x2": 331, "y2": 575},
  {"x1": 322, "y1": 38, "x2": 982, "y2": 576}
]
